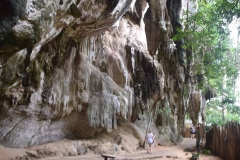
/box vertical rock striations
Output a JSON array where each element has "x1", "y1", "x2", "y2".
[{"x1": 0, "y1": 0, "x2": 203, "y2": 147}]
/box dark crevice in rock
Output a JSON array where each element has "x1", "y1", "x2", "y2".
[
  {"x1": 143, "y1": 1, "x2": 168, "y2": 56},
  {"x1": 125, "y1": 45, "x2": 134, "y2": 75},
  {"x1": 166, "y1": 0, "x2": 182, "y2": 34},
  {"x1": 132, "y1": 50, "x2": 160, "y2": 121},
  {"x1": 97, "y1": 0, "x2": 120, "y2": 21},
  {"x1": 204, "y1": 88, "x2": 217, "y2": 101},
  {"x1": 0, "y1": 0, "x2": 27, "y2": 45},
  {"x1": 69, "y1": 3, "x2": 82, "y2": 18},
  {"x1": 59, "y1": 0, "x2": 63, "y2": 5},
  {"x1": 132, "y1": 97, "x2": 141, "y2": 122},
  {"x1": 22, "y1": 47, "x2": 32, "y2": 87},
  {"x1": 76, "y1": 0, "x2": 81, "y2": 5},
  {"x1": 166, "y1": 0, "x2": 186, "y2": 67},
  {"x1": 124, "y1": 0, "x2": 142, "y2": 25},
  {"x1": 141, "y1": 56, "x2": 159, "y2": 98}
]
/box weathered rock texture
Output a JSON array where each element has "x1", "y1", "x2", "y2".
[{"x1": 0, "y1": 0, "x2": 203, "y2": 148}]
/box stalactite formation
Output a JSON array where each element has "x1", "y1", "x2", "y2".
[{"x1": 0, "y1": 0, "x2": 203, "y2": 148}]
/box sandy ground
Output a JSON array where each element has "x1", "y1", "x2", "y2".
[
  {"x1": 118, "y1": 138, "x2": 224, "y2": 160},
  {"x1": 0, "y1": 122, "x2": 223, "y2": 160},
  {"x1": 0, "y1": 138, "x2": 223, "y2": 160},
  {"x1": 153, "y1": 138, "x2": 224, "y2": 160}
]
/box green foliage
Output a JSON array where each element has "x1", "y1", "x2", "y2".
[
  {"x1": 185, "y1": 112, "x2": 190, "y2": 119},
  {"x1": 157, "y1": 107, "x2": 171, "y2": 116},
  {"x1": 175, "y1": 0, "x2": 240, "y2": 123},
  {"x1": 206, "y1": 105, "x2": 224, "y2": 125},
  {"x1": 203, "y1": 149, "x2": 212, "y2": 155},
  {"x1": 190, "y1": 153, "x2": 199, "y2": 160},
  {"x1": 174, "y1": 0, "x2": 240, "y2": 90},
  {"x1": 228, "y1": 105, "x2": 240, "y2": 115},
  {"x1": 206, "y1": 98, "x2": 240, "y2": 125},
  {"x1": 222, "y1": 96, "x2": 235, "y2": 104}
]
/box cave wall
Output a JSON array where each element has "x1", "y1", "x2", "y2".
[{"x1": 0, "y1": 0, "x2": 202, "y2": 147}]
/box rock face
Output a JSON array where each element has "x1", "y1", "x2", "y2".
[{"x1": 0, "y1": 0, "x2": 203, "y2": 148}]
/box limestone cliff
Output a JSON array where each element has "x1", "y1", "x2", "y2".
[{"x1": 0, "y1": 0, "x2": 203, "y2": 148}]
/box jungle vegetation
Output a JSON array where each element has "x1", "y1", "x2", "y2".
[{"x1": 175, "y1": 0, "x2": 240, "y2": 125}]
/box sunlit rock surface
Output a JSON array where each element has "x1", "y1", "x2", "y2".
[{"x1": 0, "y1": 0, "x2": 203, "y2": 147}]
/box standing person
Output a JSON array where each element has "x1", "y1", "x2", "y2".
[
  {"x1": 190, "y1": 124, "x2": 196, "y2": 139},
  {"x1": 146, "y1": 130, "x2": 154, "y2": 154}
]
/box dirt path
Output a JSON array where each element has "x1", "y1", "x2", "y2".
[{"x1": 39, "y1": 138, "x2": 223, "y2": 160}]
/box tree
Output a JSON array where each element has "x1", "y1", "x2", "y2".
[
  {"x1": 175, "y1": 0, "x2": 240, "y2": 124},
  {"x1": 206, "y1": 98, "x2": 240, "y2": 125}
]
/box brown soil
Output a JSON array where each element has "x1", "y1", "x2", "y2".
[
  {"x1": 153, "y1": 139, "x2": 224, "y2": 160},
  {"x1": 0, "y1": 122, "x2": 223, "y2": 160},
  {"x1": 0, "y1": 139, "x2": 224, "y2": 160}
]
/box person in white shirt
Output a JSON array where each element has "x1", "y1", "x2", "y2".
[
  {"x1": 190, "y1": 124, "x2": 196, "y2": 139},
  {"x1": 146, "y1": 130, "x2": 154, "y2": 153}
]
